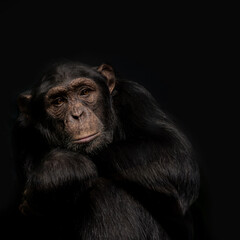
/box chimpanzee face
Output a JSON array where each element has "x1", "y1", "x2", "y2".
[
  {"x1": 18, "y1": 62, "x2": 117, "y2": 154},
  {"x1": 43, "y1": 76, "x2": 115, "y2": 153}
]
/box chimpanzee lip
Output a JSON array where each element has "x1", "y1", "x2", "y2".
[{"x1": 72, "y1": 132, "x2": 100, "y2": 143}]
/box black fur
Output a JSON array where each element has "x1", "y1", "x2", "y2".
[{"x1": 13, "y1": 60, "x2": 200, "y2": 240}]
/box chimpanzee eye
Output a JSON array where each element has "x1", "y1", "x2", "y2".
[
  {"x1": 52, "y1": 97, "x2": 65, "y2": 106},
  {"x1": 80, "y1": 88, "x2": 91, "y2": 96}
]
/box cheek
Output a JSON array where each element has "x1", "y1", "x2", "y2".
[
  {"x1": 46, "y1": 105, "x2": 67, "y2": 120},
  {"x1": 83, "y1": 91, "x2": 99, "y2": 106},
  {"x1": 93, "y1": 97, "x2": 113, "y2": 126},
  {"x1": 86, "y1": 113, "x2": 104, "y2": 133}
]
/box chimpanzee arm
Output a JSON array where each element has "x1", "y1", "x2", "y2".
[
  {"x1": 99, "y1": 138, "x2": 199, "y2": 240},
  {"x1": 26, "y1": 149, "x2": 97, "y2": 190},
  {"x1": 102, "y1": 138, "x2": 199, "y2": 214},
  {"x1": 98, "y1": 80, "x2": 200, "y2": 238},
  {"x1": 107, "y1": 80, "x2": 200, "y2": 214},
  {"x1": 20, "y1": 149, "x2": 98, "y2": 215}
]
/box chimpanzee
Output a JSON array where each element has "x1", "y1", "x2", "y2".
[{"x1": 13, "y1": 60, "x2": 200, "y2": 240}]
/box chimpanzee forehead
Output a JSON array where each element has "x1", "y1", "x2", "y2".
[
  {"x1": 43, "y1": 63, "x2": 101, "y2": 83},
  {"x1": 35, "y1": 63, "x2": 106, "y2": 96},
  {"x1": 45, "y1": 77, "x2": 97, "y2": 97}
]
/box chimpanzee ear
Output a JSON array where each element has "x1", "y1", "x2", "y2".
[
  {"x1": 97, "y1": 64, "x2": 116, "y2": 94},
  {"x1": 17, "y1": 91, "x2": 32, "y2": 115}
]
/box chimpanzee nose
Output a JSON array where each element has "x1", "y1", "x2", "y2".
[{"x1": 70, "y1": 107, "x2": 84, "y2": 120}]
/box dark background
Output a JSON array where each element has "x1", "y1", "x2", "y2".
[{"x1": 0, "y1": 2, "x2": 237, "y2": 240}]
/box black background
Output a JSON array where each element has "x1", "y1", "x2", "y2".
[{"x1": 0, "y1": 2, "x2": 237, "y2": 240}]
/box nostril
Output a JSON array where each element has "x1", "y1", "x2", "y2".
[
  {"x1": 72, "y1": 114, "x2": 79, "y2": 120},
  {"x1": 71, "y1": 110, "x2": 84, "y2": 120}
]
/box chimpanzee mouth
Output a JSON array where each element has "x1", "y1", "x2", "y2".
[{"x1": 72, "y1": 132, "x2": 100, "y2": 143}]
